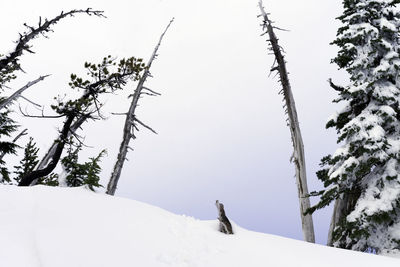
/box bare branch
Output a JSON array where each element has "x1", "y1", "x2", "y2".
[
  {"x1": 134, "y1": 117, "x2": 158, "y2": 134},
  {"x1": 0, "y1": 75, "x2": 49, "y2": 110},
  {"x1": 142, "y1": 87, "x2": 162, "y2": 96},
  {"x1": 19, "y1": 95, "x2": 42, "y2": 108},
  {"x1": 18, "y1": 105, "x2": 63, "y2": 118}
]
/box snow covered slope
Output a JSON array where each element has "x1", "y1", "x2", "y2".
[{"x1": 0, "y1": 186, "x2": 399, "y2": 267}]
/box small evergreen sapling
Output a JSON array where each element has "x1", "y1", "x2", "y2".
[
  {"x1": 13, "y1": 137, "x2": 39, "y2": 184},
  {"x1": 62, "y1": 143, "x2": 105, "y2": 191},
  {"x1": 0, "y1": 101, "x2": 19, "y2": 183}
]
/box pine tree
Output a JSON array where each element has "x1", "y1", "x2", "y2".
[
  {"x1": 310, "y1": 0, "x2": 400, "y2": 253},
  {"x1": 62, "y1": 143, "x2": 105, "y2": 191},
  {"x1": 37, "y1": 173, "x2": 59, "y2": 187},
  {"x1": 13, "y1": 137, "x2": 39, "y2": 184},
  {"x1": 0, "y1": 102, "x2": 19, "y2": 183}
]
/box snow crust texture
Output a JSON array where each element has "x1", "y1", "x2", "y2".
[{"x1": 0, "y1": 186, "x2": 399, "y2": 266}]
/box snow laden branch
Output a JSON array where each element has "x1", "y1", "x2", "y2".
[
  {"x1": 0, "y1": 75, "x2": 49, "y2": 111},
  {"x1": 258, "y1": 1, "x2": 315, "y2": 243},
  {"x1": 106, "y1": 18, "x2": 174, "y2": 195}
]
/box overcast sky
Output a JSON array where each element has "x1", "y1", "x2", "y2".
[{"x1": 1, "y1": 0, "x2": 348, "y2": 244}]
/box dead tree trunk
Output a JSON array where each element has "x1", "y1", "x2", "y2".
[
  {"x1": 215, "y1": 200, "x2": 234, "y2": 234},
  {"x1": 258, "y1": 0, "x2": 315, "y2": 243},
  {"x1": 106, "y1": 19, "x2": 174, "y2": 195}
]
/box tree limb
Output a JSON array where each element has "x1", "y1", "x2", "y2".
[
  {"x1": 328, "y1": 78, "x2": 345, "y2": 92},
  {"x1": 0, "y1": 9, "x2": 105, "y2": 74},
  {"x1": 0, "y1": 75, "x2": 49, "y2": 110}
]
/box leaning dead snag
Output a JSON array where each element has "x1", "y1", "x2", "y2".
[
  {"x1": 215, "y1": 200, "x2": 233, "y2": 234},
  {"x1": 258, "y1": 0, "x2": 315, "y2": 243},
  {"x1": 106, "y1": 19, "x2": 174, "y2": 196}
]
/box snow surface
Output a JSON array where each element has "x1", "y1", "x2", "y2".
[{"x1": 1, "y1": 186, "x2": 399, "y2": 267}]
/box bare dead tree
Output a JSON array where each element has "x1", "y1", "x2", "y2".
[
  {"x1": 215, "y1": 200, "x2": 234, "y2": 234},
  {"x1": 106, "y1": 19, "x2": 174, "y2": 196},
  {"x1": 258, "y1": 0, "x2": 315, "y2": 243}
]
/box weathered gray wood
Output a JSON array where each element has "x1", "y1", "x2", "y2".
[
  {"x1": 106, "y1": 19, "x2": 174, "y2": 195},
  {"x1": 0, "y1": 75, "x2": 49, "y2": 111},
  {"x1": 215, "y1": 200, "x2": 233, "y2": 234},
  {"x1": 258, "y1": 0, "x2": 315, "y2": 243}
]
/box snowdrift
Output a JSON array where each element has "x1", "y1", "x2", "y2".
[{"x1": 0, "y1": 186, "x2": 399, "y2": 267}]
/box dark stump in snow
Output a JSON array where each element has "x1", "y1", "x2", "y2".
[{"x1": 215, "y1": 200, "x2": 233, "y2": 234}]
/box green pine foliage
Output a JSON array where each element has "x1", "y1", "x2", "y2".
[
  {"x1": 0, "y1": 53, "x2": 18, "y2": 90},
  {"x1": 13, "y1": 137, "x2": 39, "y2": 184},
  {"x1": 37, "y1": 173, "x2": 60, "y2": 187},
  {"x1": 0, "y1": 100, "x2": 19, "y2": 183},
  {"x1": 62, "y1": 143, "x2": 106, "y2": 191},
  {"x1": 310, "y1": 0, "x2": 400, "y2": 253}
]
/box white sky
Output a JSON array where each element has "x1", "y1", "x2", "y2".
[{"x1": 1, "y1": 0, "x2": 347, "y2": 244}]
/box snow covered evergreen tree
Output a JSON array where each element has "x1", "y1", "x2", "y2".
[{"x1": 310, "y1": 0, "x2": 400, "y2": 253}]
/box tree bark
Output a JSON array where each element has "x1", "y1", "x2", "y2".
[
  {"x1": 215, "y1": 200, "x2": 234, "y2": 234},
  {"x1": 30, "y1": 114, "x2": 89, "y2": 186},
  {"x1": 106, "y1": 19, "x2": 174, "y2": 195},
  {"x1": 327, "y1": 191, "x2": 360, "y2": 246},
  {"x1": 18, "y1": 115, "x2": 74, "y2": 186},
  {"x1": 259, "y1": 0, "x2": 315, "y2": 243}
]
